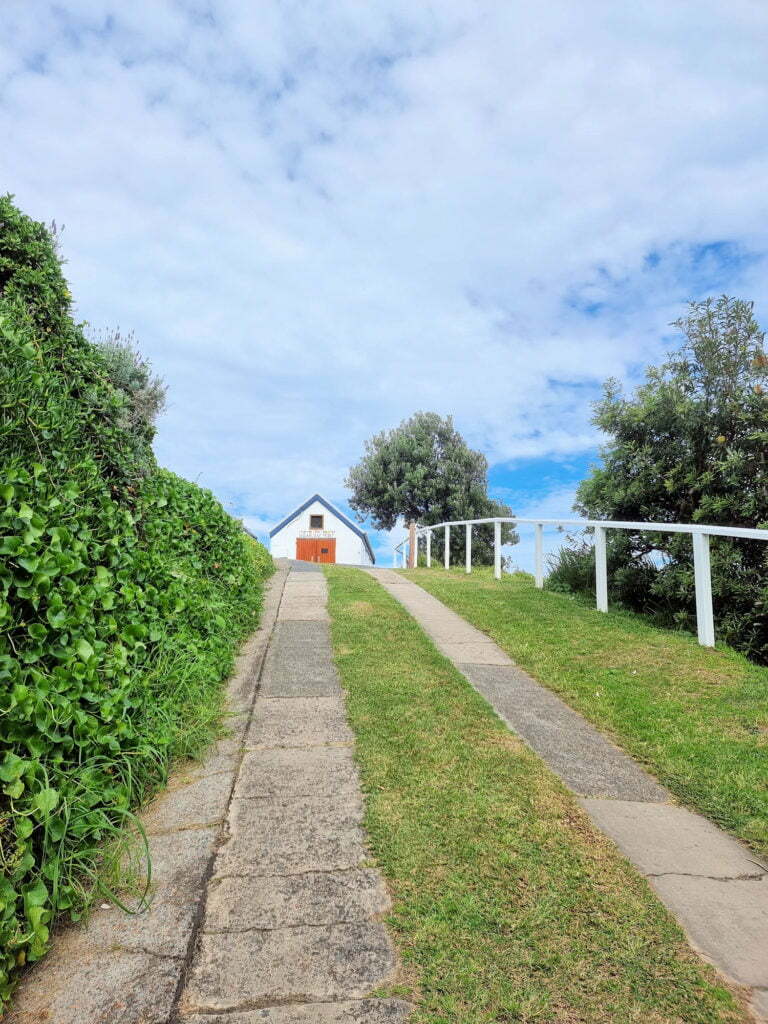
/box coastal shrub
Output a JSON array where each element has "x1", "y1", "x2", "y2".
[
  {"x1": 0, "y1": 195, "x2": 272, "y2": 1004},
  {"x1": 547, "y1": 297, "x2": 768, "y2": 660}
]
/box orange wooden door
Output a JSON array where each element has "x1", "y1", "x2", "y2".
[
  {"x1": 318, "y1": 539, "x2": 336, "y2": 563},
  {"x1": 295, "y1": 538, "x2": 336, "y2": 563}
]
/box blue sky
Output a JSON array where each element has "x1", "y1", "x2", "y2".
[{"x1": 2, "y1": 1, "x2": 767, "y2": 568}]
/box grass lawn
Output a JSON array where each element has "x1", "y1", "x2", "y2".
[
  {"x1": 402, "y1": 567, "x2": 768, "y2": 858},
  {"x1": 325, "y1": 566, "x2": 747, "y2": 1024}
]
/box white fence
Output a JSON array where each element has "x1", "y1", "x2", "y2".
[{"x1": 393, "y1": 516, "x2": 768, "y2": 648}]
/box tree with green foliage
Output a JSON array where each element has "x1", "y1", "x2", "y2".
[
  {"x1": 346, "y1": 411, "x2": 517, "y2": 564},
  {"x1": 549, "y1": 296, "x2": 768, "y2": 661},
  {"x1": 0, "y1": 194, "x2": 272, "y2": 1004}
]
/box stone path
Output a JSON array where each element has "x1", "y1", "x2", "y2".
[
  {"x1": 8, "y1": 562, "x2": 410, "y2": 1024},
  {"x1": 369, "y1": 568, "x2": 768, "y2": 1023}
]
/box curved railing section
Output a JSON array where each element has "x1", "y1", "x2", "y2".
[{"x1": 393, "y1": 516, "x2": 768, "y2": 648}]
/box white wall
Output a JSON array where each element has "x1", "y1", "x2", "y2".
[{"x1": 270, "y1": 499, "x2": 373, "y2": 565}]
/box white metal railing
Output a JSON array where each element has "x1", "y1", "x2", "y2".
[{"x1": 392, "y1": 516, "x2": 768, "y2": 648}]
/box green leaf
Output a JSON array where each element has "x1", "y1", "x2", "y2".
[
  {"x1": 76, "y1": 638, "x2": 94, "y2": 662},
  {"x1": 33, "y1": 788, "x2": 59, "y2": 816}
]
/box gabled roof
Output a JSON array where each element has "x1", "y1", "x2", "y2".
[{"x1": 269, "y1": 493, "x2": 376, "y2": 564}]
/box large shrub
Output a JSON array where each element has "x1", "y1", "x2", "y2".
[
  {"x1": 548, "y1": 296, "x2": 768, "y2": 660},
  {"x1": 0, "y1": 195, "x2": 272, "y2": 1003}
]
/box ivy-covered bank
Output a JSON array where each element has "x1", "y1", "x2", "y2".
[{"x1": 0, "y1": 195, "x2": 273, "y2": 1004}]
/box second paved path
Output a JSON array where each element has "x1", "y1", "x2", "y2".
[{"x1": 369, "y1": 568, "x2": 768, "y2": 1023}]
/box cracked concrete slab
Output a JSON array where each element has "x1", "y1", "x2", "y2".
[
  {"x1": 74, "y1": 828, "x2": 217, "y2": 958},
  {"x1": 215, "y1": 796, "x2": 367, "y2": 876},
  {"x1": 233, "y1": 746, "x2": 361, "y2": 800},
  {"x1": 184, "y1": 922, "x2": 399, "y2": 1011},
  {"x1": 579, "y1": 799, "x2": 767, "y2": 878},
  {"x1": 650, "y1": 876, "x2": 768, "y2": 987},
  {"x1": 180, "y1": 1000, "x2": 414, "y2": 1023},
  {"x1": 142, "y1": 769, "x2": 234, "y2": 834},
  {"x1": 5, "y1": 946, "x2": 182, "y2": 1024},
  {"x1": 246, "y1": 696, "x2": 353, "y2": 748},
  {"x1": 204, "y1": 869, "x2": 390, "y2": 931}
]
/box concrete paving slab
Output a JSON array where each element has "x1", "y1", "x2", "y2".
[
  {"x1": 247, "y1": 696, "x2": 353, "y2": 747},
  {"x1": 204, "y1": 869, "x2": 389, "y2": 931},
  {"x1": 649, "y1": 875, "x2": 768, "y2": 987},
  {"x1": 184, "y1": 922, "x2": 398, "y2": 1011},
  {"x1": 234, "y1": 747, "x2": 360, "y2": 800},
  {"x1": 5, "y1": 946, "x2": 181, "y2": 1024},
  {"x1": 184, "y1": 733, "x2": 242, "y2": 778},
  {"x1": 215, "y1": 797, "x2": 367, "y2": 876},
  {"x1": 580, "y1": 799, "x2": 768, "y2": 878},
  {"x1": 142, "y1": 768, "x2": 234, "y2": 834},
  {"x1": 440, "y1": 641, "x2": 513, "y2": 664},
  {"x1": 77, "y1": 828, "x2": 217, "y2": 957},
  {"x1": 462, "y1": 664, "x2": 670, "y2": 801},
  {"x1": 407, "y1": 616, "x2": 487, "y2": 644},
  {"x1": 261, "y1": 654, "x2": 341, "y2": 697},
  {"x1": 279, "y1": 595, "x2": 330, "y2": 621},
  {"x1": 180, "y1": 1000, "x2": 414, "y2": 1023},
  {"x1": 272, "y1": 620, "x2": 331, "y2": 644},
  {"x1": 288, "y1": 561, "x2": 323, "y2": 573}
]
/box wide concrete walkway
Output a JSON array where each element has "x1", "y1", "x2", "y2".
[
  {"x1": 8, "y1": 563, "x2": 410, "y2": 1024},
  {"x1": 369, "y1": 568, "x2": 768, "y2": 1023}
]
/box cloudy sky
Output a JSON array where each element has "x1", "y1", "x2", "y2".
[{"x1": 2, "y1": 1, "x2": 767, "y2": 567}]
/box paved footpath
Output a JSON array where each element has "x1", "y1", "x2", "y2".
[
  {"x1": 369, "y1": 569, "x2": 768, "y2": 1023},
  {"x1": 9, "y1": 562, "x2": 410, "y2": 1024}
]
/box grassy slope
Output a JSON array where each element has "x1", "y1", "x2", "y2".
[
  {"x1": 325, "y1": 566, "x2": 746, "y2": 1024},
  {"x1": 403, "y1": 567, "x2": 768, "y2": 857}
]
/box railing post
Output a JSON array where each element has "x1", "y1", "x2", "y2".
[
  {"x1": 493, "y1": 520, "x2": 501, "y2": 580},
  {"x1": 534, "y1": 523, "x2": 544, "y2": 588},
  {"x1": 692, "y1": 531, "x2": 715, "y2": 647},
  {"x1": 465, "y1": 523, "x2": 472, "y2": 573},
  {"x1": 426, "y1": 529, "x2": 431, "y2": 568},
  {"x1": 444, "y1": 525, "x2": 450, "y2": 570},
  {"x1": 594, "y1": 525, "x2": 608, "y2": 612}
]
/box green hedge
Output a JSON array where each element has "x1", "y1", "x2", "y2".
[{"x1": 0, "y1": 195, "x2": 273, "y2": 1003}]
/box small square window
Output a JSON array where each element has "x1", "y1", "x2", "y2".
[{"x1": 310, "y1": 514, "x2": 324, "y2": 530}]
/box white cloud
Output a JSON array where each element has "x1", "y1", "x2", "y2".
[{"x1": 1, "y1": 0, "x2": 767, "y2": 539}]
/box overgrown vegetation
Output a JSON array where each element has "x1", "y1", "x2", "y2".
[
  {"x1": 326, "y1": 566, "x2": 746, "y2": 1024},
  {"x1": 405, "y1": 568, "x2": 768, "y2": 857},
  {"x1": 0, "y1": 195, "x2": 272, "y2": 1004},
  {"x1": 548, "y1": 296, "x2": 768, "y2": 661}
]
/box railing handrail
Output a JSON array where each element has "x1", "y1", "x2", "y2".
[
  {"x1": 392, "y1": 514, "x2": 768, "y2": 649},
  {"x1": 399, "y1": 517, "x2": 768, "y2": 542}
]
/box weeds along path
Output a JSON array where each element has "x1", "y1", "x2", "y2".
[{"x1": 364, "y1": 567, "x2": 768, "y2": 1024}]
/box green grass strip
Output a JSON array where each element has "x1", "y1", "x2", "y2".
[
  {"x1": 403, "y1": 568, "x2": 768, "y2": 857},
  {"x1": 325, "y1": 566, "x2": 746, "y2": 1024}
]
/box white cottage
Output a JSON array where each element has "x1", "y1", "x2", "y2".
[{"x1": 269, "y1": 494, "x2": 375, "y2": 566}]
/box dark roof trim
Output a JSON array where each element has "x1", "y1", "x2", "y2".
[{"x1": 269, "y1": 493, "x2": 376, "y2": 564}]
